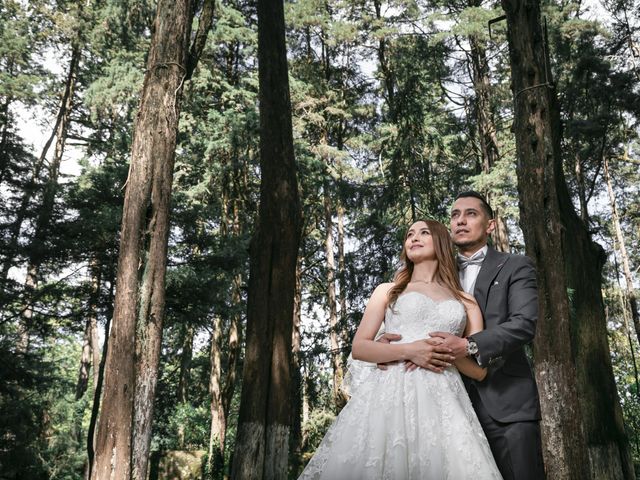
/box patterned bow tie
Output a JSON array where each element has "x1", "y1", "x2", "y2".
[{"x1": 457, "y1": 252, "x2": 486, "y2": 270}]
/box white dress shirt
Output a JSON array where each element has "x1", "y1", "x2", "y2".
[{"x1": 459, "y1": 245, "x2": 488, "y2": 294}]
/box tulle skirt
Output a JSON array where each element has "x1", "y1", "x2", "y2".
[{"x1": 298, "y1": 360, "x2": 502, "y2": 480}]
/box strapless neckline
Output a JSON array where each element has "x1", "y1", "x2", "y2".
[{"x1": 395, "y1": 290, "x2": 461, "y2": 307}]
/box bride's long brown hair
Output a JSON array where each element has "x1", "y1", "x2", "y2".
[{"x1": 387, "y1": 219, "x2": 464, "y2": 308}]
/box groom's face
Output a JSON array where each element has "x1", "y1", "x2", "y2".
[{"x1": 450, "y1": 197, "x2": 495, "y2": 253}]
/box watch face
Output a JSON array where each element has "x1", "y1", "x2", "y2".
[{"x1": 468, "y1": 341, "x2": 478, "y2": 355}]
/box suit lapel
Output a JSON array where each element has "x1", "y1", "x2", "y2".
[{"x1": 473, "y1": 246, "x2": 508, "y2": 313}]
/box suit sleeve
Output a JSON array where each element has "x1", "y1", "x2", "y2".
[{"x1": 472, "y1": 256, "x2": 538, "y2": 366}]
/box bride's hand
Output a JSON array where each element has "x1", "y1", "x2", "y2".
[{"x1": 405, "y1": 338, "x2": 455, "y2": 373}]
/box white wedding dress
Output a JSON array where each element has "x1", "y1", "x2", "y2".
[{"x1": 298, "y1": 291, "x2": 502, "y2": 480}]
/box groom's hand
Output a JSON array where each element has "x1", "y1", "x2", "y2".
[
  {"x1": 404, "y1": 338, "x2": 450, "y2": 372},
  {"x1": 405, "y1": 338, "x2": 454, "y2": 373},
  {"x1": 375, "y1": 333, "x2": 403, "y2": 370},
  {"x1": 429, "y1": 331, "x2": 468, "y2": 359}
]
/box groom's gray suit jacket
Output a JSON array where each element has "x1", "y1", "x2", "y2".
[{"x1": 465, "y1": 246, "x2": 541, "y2": 423}]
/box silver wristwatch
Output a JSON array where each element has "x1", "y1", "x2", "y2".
[{"x1": 466, "y1": 337, "x2": 479, "y2": 356}]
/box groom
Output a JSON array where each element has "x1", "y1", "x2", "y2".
[{"x1": 430, "y1": 191, "x2": 545, "y2": 480}]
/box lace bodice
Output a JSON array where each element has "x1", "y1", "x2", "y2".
[{"x1": 385, "y1": 291, "x2": 467, "y2": 343}]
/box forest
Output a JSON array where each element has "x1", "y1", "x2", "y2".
[{"x1": 0, "y1": 0, "x2": 639, "y2": 478}]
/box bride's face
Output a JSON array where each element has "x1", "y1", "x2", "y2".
[{"x1": 404, "y1": 221, "x2": 435, "y2": 262}]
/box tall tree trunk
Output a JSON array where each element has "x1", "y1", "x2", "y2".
[
  {"x1": 373, "y1": 0, "x2": 395, "y2": 120},
  {"x1": 0, "y1": 32, "x2": 85, "y2": 284},
  {"x1": 91, "y1": 314, "x2": 100, "y2": 390},
  {"x1": 336, "y1": 204, "x2": 349, "y2": 353},
  {"x1": 559, "y1": 96, "x2": 634, "y2": 480},
  {"x1": 221, "y1": 177, "x2": 244, "y2": 422},
  {"x1": 290, "y1": 257, "x2": 303, "y2": 474},
  {"x1": 76, "y1": 263, "x2": 101, "y2": 399},
  {"x1": 177, "y1": 323, "x2": 195, "y2": 404},
  {"x1": 17, "y1": 41, "x2": 81, "y2": 350},
  {"x1": 490, "y1": 208, "x2": 510, "y2": 252},
  {"x1": 0, "y1": 160, "x2": 43, "y2": 283},
  {"x1": 324, "y1": 187, "x2": 346, "y2": 410},
  {"x1": 206, "y1": 275, "x2": 243, "y2": 478},
  {"x1": 222, "y1": 272, "x2": 242, "y2": 419},
  {"x1": 207, "y1": 317, "x2": 225, "y2": 477},
  {"x1": 25, "y1": 41, "x2": 79, "y2": 264},
  {"x1": 76, "y1": 318, "x2": 93, "y2": 400},
  {"x1": 516, "y1": 132, "x2": 590, "y2": 479},
  {"x1": 90, "y1": 1, "x2": 213, "y2": 478},
  {"x1": 503, "y1": 2, "x2": 591, "y2": 478},
  {"x1": 0, "y1": 77, "x2": 13, "y2": 185},
  {"x1": 85, "y1": 303, "x2": 111, "y2": 480},
  {"x1": 467, "y1": 17, "x2": 510, "y2": 251},
  {"x1": 604, "y1": 157, "x2": 640, "y2": 346},
  {"x1": 230, "y1": 0, "x2": 302, "y2": 476},
  {"x1": 501, "y1": 1, "x2": 634, "y2": 478},
  {"x1": 302, "y1": 366, "x2": 310, "y2": 425},
  {"x1": 206, "y1": 156, "x2": 246, "y2": 478},
  {"x1": 177, "y1": 322, "x2": 195, "y2": 449},
  {"x1": 574, "y1": 154, "x2": 590, "y2": 224},
  {"x1": 613, "y1": 253, "x2": 640, "y2": 404}
]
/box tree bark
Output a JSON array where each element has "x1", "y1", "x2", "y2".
[
  {"x1": 336, "y1": 204, "x2": 349, "y2": 353},
  {"x1": 177, "y1": 322, "x2": 195, "y2": 449},
  {"x1": 207, "y1": 317, "x2": 225, "y2": 477},
  {"x1": 177, "y1": 323, "x2": 195, "y2": 405},
  {"x1": 90, "y1": 1, "x2": 211, "y2": 478},
  {"x1": 302, "y1": 373, "x2": 311, "y2": 426},
  {"x1": 76, "y1": 264, "x2": 101, "y2": 400},
  {"x1": 324, "y1": 187, "x2": 346, "y2": 410},
  {"x1": 574, "y1": 154, "x2": 590, "y2": 224},
  {"x1": 17, "y1": 41, "x2": 81, "y2": 350},
  {"x1": 290, "y1": 256, "x2": 303, "y2": 474},
  {"x1": 467, "y1": 16, "x2": 510, "y2": 252},
  {"x1": 85, "y1": 303, "x2": 111, "y2": 480},
  {"x1": 221, "y1": 183, "x2": 244, "y2": 421},
  {"x1": 230, "y1": 0, "x2": 302, "y2": 476},
  {"x1": 373, "y1": 0, "x2": 395, "y2": 120},
  {"x1": 604, "y1": 156, "x2": 640, "y2": 346},
  {"x1": 613, "y1": 253, "x2": 640, "y2": 404},
  {"x1": 0, "y1": 73, "x2": 14, "y2": 186},
  {"x1": 503, "y1": 1, "x2": 590, "y2": 478},
  {"x1": 76, "y1": 316, "x2": 93, "y2": 400},
  {"x1": 206, "y1": 156, "x2": 246, "y2": 478},
  {"x1": 0, "y1": 159, "x2": 44, "y2": 283},
  {"x1": 222, "y1": 272, "x2": 242, "y2": 418},
  {"x1": 501, "y1": 1, "x2": 634, "y2": 478},
  {"x1": 206, "y1": 274, "x2": 244, "y2": 479}
]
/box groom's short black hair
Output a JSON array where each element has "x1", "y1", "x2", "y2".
[{"x1": 455, "y1": 191, "x2": 494, "y2": 219}]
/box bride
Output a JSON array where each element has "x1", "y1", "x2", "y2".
[{"x1": 298, "y1": 219, "x2": 502, "y2": 479}]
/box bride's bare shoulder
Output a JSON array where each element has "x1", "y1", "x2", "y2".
[
  {"x1": 369, "y1": 282, "x2": 395, "y2": 300},
  {"x1": 375, "y1": 282, "x2": 395, "y2": 294}
]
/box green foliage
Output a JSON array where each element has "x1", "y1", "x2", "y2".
[
  {"x1": 0, "y1": 333, "x2": 49, "y2": 479},
  {"x1": 166, "y1": 403, "x2": 210, "y2": 451},
  {"x1": 300, "y1": 409, "x2": 336, "y2": 466},
  {"x1": 0, "y1": 327, "x2": 88, "y2": 479},
  {"x1": 604, "y1": 287, "x2": 640, "y2": 469},
  {"x1": 39, "y1": 339, "x2": 88, "y2": 480}
]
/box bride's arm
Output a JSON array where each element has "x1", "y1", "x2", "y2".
[
  {"x1": 454, "y1": 294, "x2": 487, "y2": 381},
  {"x1": 351, "y1": 283, "x2": 411, "y2": 364}
]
